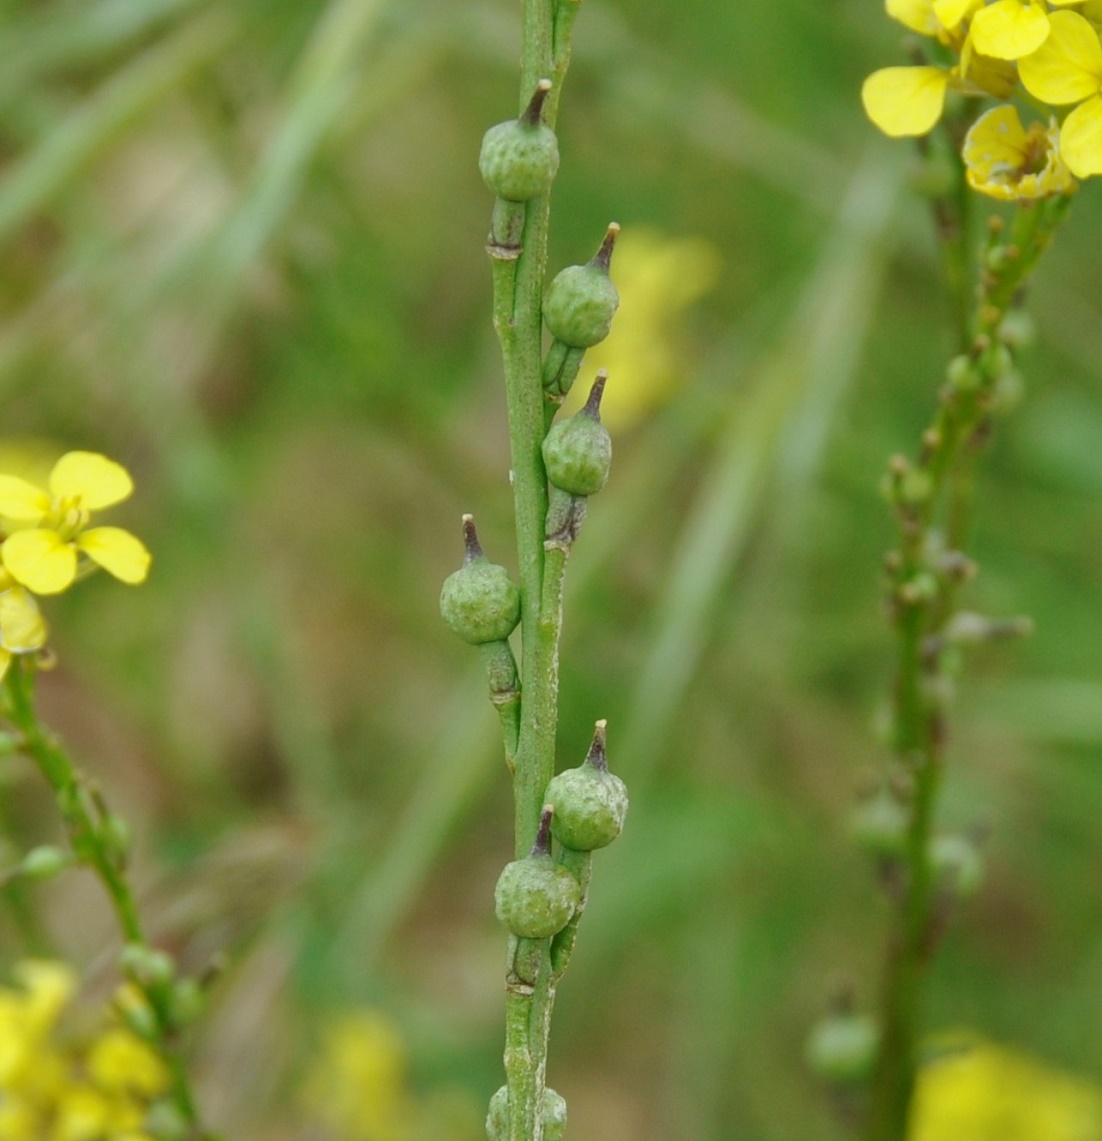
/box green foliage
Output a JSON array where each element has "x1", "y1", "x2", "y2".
[{"x1": 2, "y1": 0, "x2": 1102, "y2": 1138}]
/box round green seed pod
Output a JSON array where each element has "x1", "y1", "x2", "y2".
[
  {"x1": 806, "y1": 1011, "x2": 879, "y2": 1085},
  {"x1": 546, "y1": 720, "x2": 627, "y2": 851},
  {"x1": 479, "y1": 81, "x2": 560, "y2": 202},
  {"x1": 542, "y1": 1088, "x2": 567, "y2": 1141},
  {"x1": 440, "y1": 516, "x2": 520, "y2": 645},
  {"x1": 486, "y1": 1086, "x2": 508, "y2": 1141},
  {"x1": 494, "y1": 853, "x2": 580, "y2": 939},
  {"x1": 494, "y1": 807, "x2": 581, "y2": 939},
  {"x1": 543, "y1": 223, "x2": 620, "y2": 348},
  {"x1": 543, "y1": 265, "x2": 619, "y2": 348},
  {"x1": 542, "y1": 373, "x2": 612, "y2": 497}
]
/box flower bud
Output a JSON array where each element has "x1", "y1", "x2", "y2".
[
  {"x1": 850, "y1": 786, "x2": 908, "y2": 860},
  {"x1": 543, "y1": 224, "x2": 620, "y2": 348},
  {"x1": 494, "y1": 808, "x2": 581, "y2": 939},
  {"x1": 542, "y1": 373, "x2": 612, "y2": 497},
  {"x1": 806, "y1": 1010, "x2": 879, "y2": 1085},
  {"x1": 479, "y1": 81, "x2": 560, "y2": 202},
  {"x1": 21, "y1": 844, "x2": 72, "y2": 880},
  {"x1": 929, "y1": 833, "x2": 984, "y2": 899},
  {"x1": 440, "y1": 516, "x2": 520, "y2": 645},
  {"x1": 545, "y1": 720, "x2": 627, "y2": 851}
]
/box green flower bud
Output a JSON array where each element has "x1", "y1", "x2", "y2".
[
  {"x1": 543, "y1": 224, "x2": 620, "y2": 348},
  {"x1": 850, "y1": 786, "x2": 909, "y2": 860},
  {"x1": 929, "y1": 833, "x2": 984, "y2": 899},
  {"x1": 494, "y1": 808, "x2": 581, "y2": 939},
  {"x1": 542, "y1": 373, "x2": 612, "y2": 497},
  {"x1": 120, "y1": 942, "x2": 175, "y2": 988},
  {"x1": 440, "y1": 515, "x2": 520, "y2": 645},
  {"x1": 546, "y1": 720, "x2": 627, "y2": 851},
  {"x1": 21, "y1": 845, "x2": 72, "y2": 880},
  {"x1": 806, "y1": 1010, "x2": 879, "y2": 1085},
  {"x1": 480, "y1": 80, "x2": 560, "y2": 203}
]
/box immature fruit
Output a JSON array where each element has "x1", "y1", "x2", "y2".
[
  {"x1": 850, "y1": 786, "x2": 909, "y2": 860},
  {"x1": 479, "y1": 80, "x2": 560, "y2": 202},
  {"x1": 486, "y1": 1086, "x2": 566, "y2": 1141},
  {"x1": 546, "y1": 720, "x2": 627, "y2": 851},
  {"x1": 543, "y1": 224, "x2": 620, "y2": 348},
  {"x1": 806, "y1": 1010, "x2": 879, "y2": 1085},
  {"x1": 930, "y1": 833, "x2": 984, "y2": 899},
  {"x1": 440, "y1": 515, "x2": 520, "y2": 645},
  {"x1": 494, "y1": 808, "x2": 581, "y2": 939},
  {"x1": 542, "y1": 373, "x2": 612, "y2": 497}
]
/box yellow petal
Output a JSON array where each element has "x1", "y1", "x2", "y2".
[
  {"x1": 963, "y1": 105, "x2": 1076, "y2": 198},
  {"x1": 0, "y1": 587, "x2": 47, "y2": 653},
  {"x1": 77, "y1": 527, "x2": 151, "y2": 584},
  {"x1": 0, "y1": 650, "x2": 10, "y2": 684},
  {"x1": 0, "y1": 475, "x2": 49, "y2": 522},
  {"x1": 933, "y1": 0, "x2": 981, "y2": 30},
  {"x1": 1019, "y1": 10, "x2": 1102, "y2": 103},
  {"x1": 1059, "y1": 93, "x2": 1102, "y2": 175},
  {"x1": 862, "y1": 67, "x2": 949, "y2": 136},
  {"x1": 2, "y1": 530, "x2": 77, "y2": 594},
  {"x1": 970, "y1": 0, "x2": 1051, "y2": 59},
  {"x1": 887, "y1": 0, "x2": 939, "y2": 35},
  {"x1": 48, "y1": 451, "x2": 133, "y2": 510}
]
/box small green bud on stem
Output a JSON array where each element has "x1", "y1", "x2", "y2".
[
  {"x1": 543, "y1": 224, "x2": 620, "y2": 349},
  {"x1": 495, "y1": 807, "x2": 581, "y2": 939},
  {"x1": 481, "y1": 80, "x2": 560, "y2": 257},
  {"x1": 545, "y1": 719, "x2": 628, "y2": 852},
  {"x1": 440, "y1": 515, "x2": 521, "y2": 645},
  {"x1": 543, "y1": 372, "x2": 612, "y2": 500}
]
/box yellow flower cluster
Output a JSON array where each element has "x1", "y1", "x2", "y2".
[
  {"x1": 863, "y1": 0, "x2": 1102, "y2": 198},
  {"x1": 0, "y1": 960, "x2": 169, "y2": 1141},
  {"x1": 0, "y1": 452, "x2": 150, "y2": 681}
]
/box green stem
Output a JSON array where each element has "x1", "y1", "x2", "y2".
[
  {"x1": 864, "y1": 195, "x2": 1072, "y2": 1141},
  {"x1": 5, "y1": 658, "x2": 203, "y2": 1132}
]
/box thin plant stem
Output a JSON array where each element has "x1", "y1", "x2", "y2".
[
  {"x1": 4, "y1": 657, "x2": 208, "y2": 1136},
  {"x1": 864, "y1": 193, "x2": 1072, "y2": 1141}
]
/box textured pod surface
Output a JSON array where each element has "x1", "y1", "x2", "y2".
[
  {"x1": 543, "y1": 264, "x2": 619, "y2": 348},
  {"x1": 545, "y1": 764, "x2": 628, "y2": 851},
  {"x1": 439, "y1": 560, "x2": 520, "y2": 645},
  {"x1": 479, "y1": 120, "x2": 560, "y2": 202},
  {"x1": 542, "y1": 414, "x2": 612, "y2": 498},
  {"x1": 494, "y1": 854, "x2": 580, "y2": 939}
]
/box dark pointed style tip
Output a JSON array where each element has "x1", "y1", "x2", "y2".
[
  {"x1": 591, "y1": 223, "x2": 620, "y2": 273},
  {"x1": 583, "y1": 371, "x2": 608, "y2": 420},
  {"x1": 522, "y1": 79, "x2": 554, "y2": 126},
  {"x1": 585, "y1": 719, "x2": 609, "y2": 771},
  {"x1": 461, "y1": 514, "x2": 484, "y2": 563},
  {"x1": 531, "y1": 806, "x2": 555, "y2": 856}
]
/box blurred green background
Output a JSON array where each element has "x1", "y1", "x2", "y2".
[{"x1": 4, "y1": 0, "x2": 1102, "y2": 1137}]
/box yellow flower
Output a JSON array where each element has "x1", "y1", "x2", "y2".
[
  {"x1": 969, "y1": 0, "x2": 1085, "y2": 62},
  {"x1": 301, "y1": 1011, "x2": 413, "y2": 1141},
  {"x1": 0, "y1": 583, "x2": 47, "y2": 682},
  {"x1": 0, "y1": 452, "x2": 151, "y2": 595},
  {"x1": 962, "y1": 103, "x2": 1077, "y2": 196},
  {"x1": 864, "y1": 0, "x2": 1018, "y2": 136},
  {"x1": 1019, "y1": 9, "x2": 1102, "y2": 176},
  {"x1": 911, "y1": 1033, "x2": 1102, "y2": 1140}
]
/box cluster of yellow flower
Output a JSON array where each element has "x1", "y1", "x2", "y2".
[
  {"x1": 0, "y1": 452, "x2": 150, "y2": 681},
  {"x1": 0, "y1": 960, "x2": 169, "y2": 1141},
  {"x1": 863, "y1": 0, "x2": 1102, "y2": 199}
]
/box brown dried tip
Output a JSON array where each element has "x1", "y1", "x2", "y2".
[
  {"x1": 461, "y1": 514, "x2": 484, "y2": 563},
  {"x1": 531, "y1": 806, "x2": 555, "y2": 856},
  {"x1": 585, "y1": 719, "x2": 609, "y2": 771},
  {"x1": 522, "y1": 79, "x2": 554, "y2": 126},
  {"x1": 583, "y1": 370, "x2": 608, "y2": 419},
  {"x1": 590, "y1": 222, "x2": 621, "y2": 274}
]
